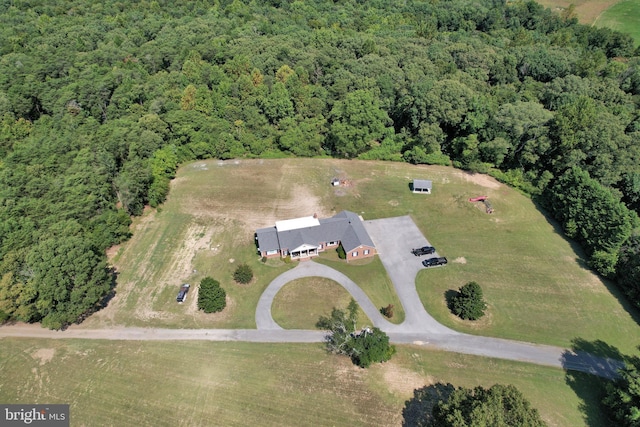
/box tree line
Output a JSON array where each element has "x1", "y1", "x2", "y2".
[{"x1": 1, "y1": 0, "x2": 640, "y2": 327}]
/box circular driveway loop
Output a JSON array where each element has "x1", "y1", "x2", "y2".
[
  {"x1": 0, "y1": 217, "x2": 623, "y2": 379},
  {"x1": 255, "y1": 215, "x2": 623, "y2": 378}
]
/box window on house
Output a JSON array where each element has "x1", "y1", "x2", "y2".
[
  {"x1": 352, "y1": 251, "x2": 358, "y2": 257},
  {"x1": 364, "y1": 249, "x2": 369, "y2": 255}
]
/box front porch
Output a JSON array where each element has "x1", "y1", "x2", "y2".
[{"x1": 289, "y1": 243, "x2": 320, "y2": 260}]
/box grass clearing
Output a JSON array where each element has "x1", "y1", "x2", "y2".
[
  {"x1": 595, "y1": 0, "x2": 640, "y2": 45},
  {"x1": 535, "y1": 0, "x2": 621, "y2": 24},
  {"x1": 534, "y1": 0, "x2": 639, "y2": 45},
  {"x1": 0, "y1": 338, "x2": 608, "y2": 426},
  {"x1": 271, "y1": 277, "x2": 372, "y2": 329},
  {"x1": 86, "y1": 158, "x2": 638, "y2": 355}
]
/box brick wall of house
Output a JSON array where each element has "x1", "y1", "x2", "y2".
[{"x1": 345, "y1": 245, "x2": 377, "y2": 262}]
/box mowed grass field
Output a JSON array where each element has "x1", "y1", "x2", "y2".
[
  {"x1": 272, "y1": 277, "x2": 374, "y2": 329},
  {"x1": 86, "y1": 158, "x2": 639, "y2": 356},
  {"x1": 596, "y1": 0, "x2": 640, "y2": 45},
  {"x1": 0, "y1": 338, "x2": 609, "y2": 426},
  {"x1": 535, "y1": 0, "x2": 621, "y2": 24},
  {"x1": 3, "y1": 158, "x2": 637, "y2": 426},
  {"x1": 86, "y1": 159, "x2": 405, "y2": 329},
  {"x1": 535, "y1": 0, "x2": 640, "y2": 44}
]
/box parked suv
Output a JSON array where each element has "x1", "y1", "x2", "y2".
[
  {"x1": 412, "y1": 246, "x2": 436, "y2": 256},
  {"x1": 422, "y1": 257, "x2": 447, "y2": 267},
  {"x1": 176, "y1": 284, "x2": 190, "y2": 303}
]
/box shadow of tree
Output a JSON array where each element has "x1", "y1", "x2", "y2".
[
  {"x1": 561, "y1": 338, "x2": 626, "y2": 426},
  {"x1": 534, "y1": 200, "x2": 640, "y2": 327},
  {"x1": 444, "y1": 289, "x2": 458, "y2": 312},
  {"x1": 401, "y1": 382, "x2": 455, "y2": 427},
  {"x1": 561, "y1": 338, "x2": 626, "y2": 379},
  {"x1": 74, "y1": 267, "x2": 119, "y2": 326}
]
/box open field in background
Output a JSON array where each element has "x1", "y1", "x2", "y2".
[
  {"x1": 595, "y1": 0, "x2": 640, "y2": 45},
  {"x1": 271, "y1": 277, "x2": 373, "y2": 329},
  {"x1": 536, "y1": 0, "x2": 621, "y2": 24},
  {"x1": 535, "y1": 0, "x2": 640, "y2": 45},
  {"x1": 86, "y1": 158, "x2": 639, "y2": 355},
  {"x1": 0, "y1": 339, "x2": 608, "y2": 426}
]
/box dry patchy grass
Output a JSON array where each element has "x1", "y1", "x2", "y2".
[
  {"x1": 535, "y1": 0, "x2": 621, "y2": 24},
  {"x1": 0, "y1": 339, "x2": 607, "y2": 426},
  {"x1": 87, "y1": 159, "x2": 638, "y2": 356}
]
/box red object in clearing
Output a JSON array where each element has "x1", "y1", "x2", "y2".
[{"x1": 469, "y1": 196, "x2": 488, "y2": 202}]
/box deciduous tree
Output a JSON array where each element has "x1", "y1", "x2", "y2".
[{"x1": 433, "y1": 384, "x2": 547, "y2": 427}]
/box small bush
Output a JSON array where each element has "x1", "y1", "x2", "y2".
[
  {"x1": 197, "y1": 277, "x2": 226, "y2": 313},
  {"x1": 337, "y1": 245, "x2": 346, "y2": 259},
  {"x1": 233, "y1": 263, "x2": 253, "y2": 284},
  {"x1": 380, "y1": 304, "x2": 394, "y2": 318},
  {"x1": 450, "y1": 281, "x2": 487, "y2": 320}
]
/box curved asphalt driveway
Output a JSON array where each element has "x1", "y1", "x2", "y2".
[
  {"x1": 0, "y1": 217, "x2": 623, "y2": 378},
  {"x1": 253, "y1": 215, "x2": 623, "y2": 379},
  {"x1": 256, "y1": 261, "x2": 394, "y2": 330}
]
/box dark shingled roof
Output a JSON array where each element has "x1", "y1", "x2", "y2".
[
  {"x1": 255, "y1": 227, "x2": 280, "y2": 253},
  {"x1": 330, "y1": 210, "x2": 375, "y2": 252},
  {"x1": 256, "y1": 210, "x2": 375, "y2": 254}
]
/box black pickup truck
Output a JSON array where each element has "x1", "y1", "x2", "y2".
[
  {"x1": 422, "y1": 257, "x2": 448, "y2": 267},
  {"x1": 412, "y1": 246, "x2": 436, "y2": 256}
]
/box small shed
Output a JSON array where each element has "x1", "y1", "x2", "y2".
[{"x1": 412, "y1": 179, "x2": 432, "y2": 194}]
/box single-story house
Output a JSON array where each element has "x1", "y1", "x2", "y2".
[
  {"x1": 412, "y1": 179, "x2": 432, "y2": 194},
  {"x1": 256, "y1": 210, "x2": 376, "y2": 262}
]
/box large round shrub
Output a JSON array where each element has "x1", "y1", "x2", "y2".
[
  {"x1": 233, "y1": 263, "x2": 253, "y2": 284},
  {"x1": 197, "y1": 277, "x2": 226, "y2": 313},
  {"x1": 450, "y1": 281, "x2": 487, "y2": 320}
]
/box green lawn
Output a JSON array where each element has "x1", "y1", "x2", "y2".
[
  {"x1": 271, "y1": 277, "x2": 372, "y2": 329},
  {"x1": 596, "y1": 0, "x2": 640, "y2": 45},
  {"x1": 4, "y1": 158, "x2": 636, "y2": 426},
  {"x1": 0, "y1": 338, "x2": 608, "y2": 426},
  {"x1": 314, "y1": 252, "x2": 406, "y2": 324},
  {"x1": 85, "y1": 159, "x2": 639, "y2": 355}
]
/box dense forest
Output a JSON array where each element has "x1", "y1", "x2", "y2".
[{"x1": 0, "y1": 0, "x2": 639, "y2": 329}]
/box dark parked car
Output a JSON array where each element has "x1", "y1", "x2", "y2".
[
  {"x1": 422, "y1": 257, "x2": 447, "y2": 267},
  {"x1": 176, "y1": 284, "x2": 190, "y2": 303},
  {"x1": 412, "y1": 246, "x2": 436, "y2": 256}
]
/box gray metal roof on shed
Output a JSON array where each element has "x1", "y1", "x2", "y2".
[{"x1": 413, "y1": 179, "x2": 432, "y2": 189}]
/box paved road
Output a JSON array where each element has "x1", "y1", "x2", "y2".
[
  {"x1": 0, "y1": 323, "x2": 621, "y2": 379},
  {"x1": 0, "y1": 215, "x2": 624, "y2": 379}
]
